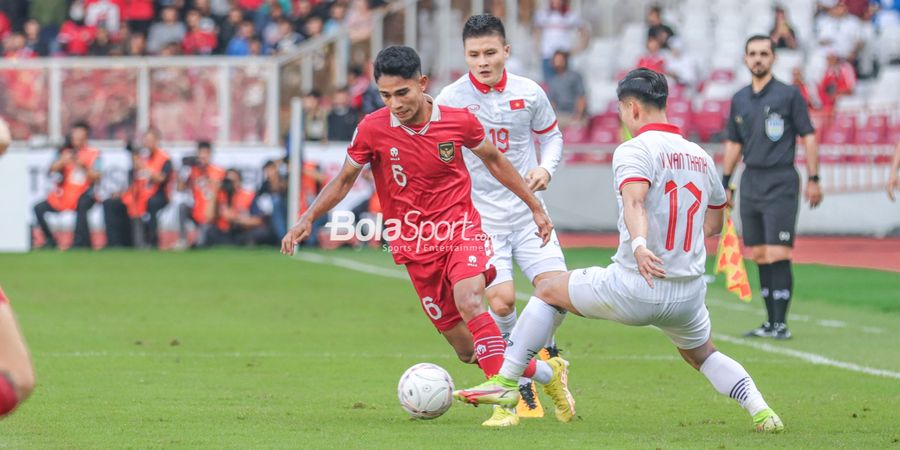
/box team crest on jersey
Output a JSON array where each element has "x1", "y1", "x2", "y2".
[
  {"x1": 438, "y1": 142, "x2": 455, "y2": 163},
  {"x1": 390, "y1": 147, "x2": 400, "y2": 160},
  {"x1": 765, "y1": 112, "x2": 784, "y2": 141},
  {"x1": 466, "y1": 104, "x2": 480, "y2": 112}
]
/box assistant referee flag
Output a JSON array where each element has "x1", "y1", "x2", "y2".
[{"x1": 716, "y1": 208, "x2": 752, "y2": 302}]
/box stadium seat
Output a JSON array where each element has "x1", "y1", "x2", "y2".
[
  {"x1": 708, "y1": 69, "x2": 735, "y2": 82},
  {"x1": 590, "y1": 113, "x2": 620, "y2": 130},
  {"x1": 821, "y1": 114, "x2": 857, "y2": 145},
  {"x1": 693, "y1": 99, "x2": 730, "y2": 142},
  {"x1": 855, "y1": 115, "x2": 889, "y2": 145},
  {"x1": 590, "y1": 125, "x2": 620, "y2": 145},
  {"x1": 562, "y1": 124, "x2": 590, "y2": 144}
]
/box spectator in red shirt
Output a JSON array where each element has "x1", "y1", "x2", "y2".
[
  {"x1": 637, "y1": 34, "x2": 666, "y2": 74},
  {"x1": 182, "y1": 9, "x2": 218, "y2": 55},
  {"x1": 84, "y1": 0, "x2": 122, "y2": 36},
  {"x1": 818, "y1": 48, "x2": 856, "y2": 112},
  {"x1": 121, "y1": 0, "x2": 154, "y2": 35},
  {"x1": 57, "y1": 16, "x2": 97, "y2": 56},
  {"x1": 0, "y1": 12, "x2": 10, "y2": 41}
]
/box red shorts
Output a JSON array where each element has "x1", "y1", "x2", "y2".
[{"x1": 404, "y1": 238, "x2": 496, "y2": 332}]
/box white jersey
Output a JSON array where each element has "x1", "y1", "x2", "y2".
[
  {"x1": 435, "y1": 71, "x2": 563, "y2": 234},
  {"x1": 612, "y1": 123, "x2": 727, "y2": 279}
]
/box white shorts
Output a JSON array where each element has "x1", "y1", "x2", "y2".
[
  {"x1": 568, "y1": 263, "x2": 711, "y2": 350},
  {"x1": 487, "y1": 222, "x2": 567, "y2": 288}
]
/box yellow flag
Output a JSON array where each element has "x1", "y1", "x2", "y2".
[{"x1": 715, "y1": 208, "x2": 752, "y2": 302}]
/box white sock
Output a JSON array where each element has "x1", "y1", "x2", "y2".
[
  {"x1": 489, "y1": 307, "x2": 517, "y2": 340},
  {"x1": 699, "y1": 351, "x2": 769, "y2": 416},
  {"x1": 544, "y1": 309, "x2": 567, "y2": 348},
  {"x1": 499, "y1": 296, "x2": 559, "y2": 381}
]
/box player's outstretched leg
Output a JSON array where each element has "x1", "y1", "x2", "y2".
[
  {"x1": 0, "y1": 288, "x2": 36, "y2": 418},
  {"x1": 682, "y1": 341, "x2": 783, "y2": 433}
]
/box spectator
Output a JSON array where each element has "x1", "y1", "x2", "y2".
[
  {"x1": 327, "y1": 87, "x2": 359, "y2": 141},
  {"x1": 533, "y1": 0, "x2": 588, "y2": 81},
  {"x1": 176, "y1": 141, "x2": 225, "y2": 249},
  {"x1": 217, "y1": 8, "x2": 244, "y2": 54},
  {"x1": 225, "y1": 20, "x2": 255, "y2": 55},
  {"x1": 121, "y1": 128, "x2": 172, "y2": 249},
  {"x1": 208, "y1": 0, "x2": 232, "y2": 21},
  {"x1": 302, "y1": 90, "x2": 328, "y2": 142},
  {"x1": 259, "y1": 2, "x2": 287, "y2": 48},
  {"x1": 637, "y1": 34, "x2": 667, "y2": 74},
  {"x1": 646, "y1": 4, "x2": 677, "y2": 49},
  {"x1": 303, "y1": 15, "x2": 324, "y2": 40},
  {"x1": 146, "y1": 6, "x2": 186, "y2": 54},
  {"x1": 23, "y1": 20, "x2": 51, "y2": 57},
  {"x1": 182, "y1": 9, "x2": 218, "y2": 55},
  {"x1": 84, "y1": 0, "x2": 121, "y2": 36},
  {"x1": 0, "y1": 12, "x2": 8, "y2": 41},
  {"x1": 159, "y1": 41, "x2": 182, "y2": 56},
  {"x1": 3, "y1": 33, "x2": 36, "y2": 59},
  {"x1": 57, "y1": 12, "x2": 97, "y2": 56},
  {"x1": 816, "y1": 0, "x2": 864, "y2": 64},
  {"x1": 87, "y1": 26, "x2": 115, "y2": 56},
  {"x1": 771, "y1": 5, "x2": 798, "y2": 49},
  {"x1": 792, "y1": 67, "x2": 821, "y2": 110},
  {"x1": 121, "y1": 0, "x2": 154, "y2": 36},
  {"x1": 273, "y1": 18, "x2": 303, "y2": 54},
  {"x1": 818, "y1": 48, "x2": 856, "y2": 112},
  {"x1": 250, "y1": 159, "x2": 288, "y2": 245},
  {"x1": 204, "y1": 168, "x2": 261, "y2": 246},
  {"x1": 30, "y1": 0, "x2": 68, "y2": 54},
  {"x1": 347, "y1": 64, "x2": 383, "y2": 114},
  {"x1": 547, "y1": 50, "x2": 587, "y2": 127},
  {"x1": 33, "y1": 122, "x2": 101, "y2": 249},
  {"x1": 126, "y1": 31, "x2": 147, "y2": 56},
  {"x1": 248, "y1": 37, "x2": 264, "y2": 55},
  {"x1": 843, "y1": 0, "x2": 876, "y2": 20},
  {"x1": 324, "y1": 2, "x2": 348, "y2": 34},
  {"x1": 344, "y1": 0, "x2": 372, "y2": 42}
]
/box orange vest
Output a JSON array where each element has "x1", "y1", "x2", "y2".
[
  {"x1": 216, "y1": 188, "x2": 255, "y2": 232},
  {"x1": 298, "y1": 161, "x2": 320, "y2": 215},
  {"x1": 47, "y1": 147, "x2": 100, "y2": 211},
  {"x1": 122, "y1": 149, "x2": 171, "y2": 218},
  {"x1": 190, "y1": 164, "x2": 226, "y2": 224}
]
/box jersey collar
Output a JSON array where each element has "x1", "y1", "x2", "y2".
[
  {"x1": 635, "y1": 123, "x2": 682, "y2": 137},
  {"x1": 468, "y1": 70, "x2": 507, "y2": 94},
  {"x1": 390, "y1": 94, "x2": 442, "y2": 135}
]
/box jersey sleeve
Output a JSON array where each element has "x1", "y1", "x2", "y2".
[
  {"x1": 725, "y1": 97, "x2": 743, "y2": 143},
  {"x1": 790, "y1": 86, "x2": 815, "y2": 137},
  {"x1": 346, "y1": 121, "x2": 372, "y2": 168},
  {"x1": 612, "y1": 142, "x2": 654, "y2": 192},
  {"x1": 706, "y1": 154, "x2": 727, "y2": 209},
  {"x1": 531, "y1": 85, "x2": 559, "y2": 134},
  {"x1": 460, "y1": 109, "x2": 486, "y2": 149}
]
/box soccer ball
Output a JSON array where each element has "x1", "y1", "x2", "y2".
[{"x1": 397, "y1": 363, "x2": 454, "y2": 419}]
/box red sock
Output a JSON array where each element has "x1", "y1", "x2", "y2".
[
  {"x1": 523, "y1": 359, "x2": 537, "y2": 378},
  {"x1": 0, "y1": 286, "x2": 8, "y2": 304},
  {"x1": 0, "y1": 374, "x2": 19, "y2": 417},
  {"x1": 465, "y1": 312, "x2": 507, "y2": 378}
]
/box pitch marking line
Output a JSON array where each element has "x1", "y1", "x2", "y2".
[{"x1": 293, "y1": 252, "x2": 900, "y2": 381}]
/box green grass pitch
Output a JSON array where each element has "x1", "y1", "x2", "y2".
[{"x1": 0, "y1": 248, "x2": 898, "y2": 448}]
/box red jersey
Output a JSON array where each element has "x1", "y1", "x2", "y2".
[{"x1": 347, "y1": 100, "x2": 487, "y2": 265}]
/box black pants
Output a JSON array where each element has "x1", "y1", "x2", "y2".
[
  {"x1": 34, "y1": 189, "x2": 96, "y2": 248},
  {"x1": 103, "y1": 198, "x2": 133, "y2": 248},
  {"x1": 145, "y1": 190, "x2": 168, "y2": 247}
]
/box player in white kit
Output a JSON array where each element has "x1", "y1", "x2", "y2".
[
  {"x1": 454, "y1": 69, "x2": 785, "y2": 433},
  {"x1": 435, "y1": 15, "x2": 570, "y2": 426}
]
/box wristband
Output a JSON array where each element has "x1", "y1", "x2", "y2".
[
  {"x1": 722, "y1": 174, "x2": 733, "y2": 190},
  {"x1": 808, "y1": 174, "x2": 820, "y2": 183},
  {"x1": 631, "y1": 236, "x2": 647, "y2": 253}
]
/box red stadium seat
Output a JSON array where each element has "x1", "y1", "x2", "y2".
[
  {"x1": 693, "y1": 99, "x2": 730, "y2": 142},
  {"x1": 562, "y1": 124, "x2": 590, "y2": 143},
  {"x1": 590, "y1": 125, "x2": 620, "y2": 145},
  {"x1": 855, "y1": 114, "x2": 889, "y2": 145},
  {"x1": 708, "y1": 69, "x2": 735, "y2": 82},
  {"x1": 590, "y1": 113, "x2": 620, "y2": 130},
  {"x1": 821, "y1": 114, "x2": 857, "y2": 145}
]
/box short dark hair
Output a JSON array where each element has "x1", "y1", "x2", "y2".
[
  {"x1": 197, "y1": 141, "x2": 212, "y2": 152},
  {"x1": 616, "y1": 68, "x2": 668, "y2": 110},
  {"x1": 745, "y1": 34, "x2": 775, "y2": 54},
  {"x1": 71, "y1": 121, "x2": 91, "y2": 133},
  {"x1": 462, "y1": 14, "x2": 506, "y2": 43},
  {"x1": 373, "y1": 46, "x2": 421, "y2": 81}
]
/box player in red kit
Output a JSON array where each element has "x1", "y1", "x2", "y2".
[
  {"x1": 281, "y1": 47, "x2": 563, "y2": 423},
  {"x1": 0, "y1": 124, "x2": 37, "y2": 418}
]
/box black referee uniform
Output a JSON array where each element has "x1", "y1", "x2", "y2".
[{"x1": 726, "y1": 77, "x2": 815, "y2": 339}]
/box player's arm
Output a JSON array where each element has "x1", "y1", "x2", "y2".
[
  {"x1": 621, "y1": 181, "x2": 666, "y2": 287},
  {"x1": 49, "y1": 150, "x2": 72, "y2": 173},
  {"x1": 280, "y1": 158, "x2": 362, "y2": 255},
  {"x1": 721, "y1": 140, "x2": 742, "y2": 206},
  {"x1": 801, "y1": 133, "x2": 822, "y2": 208},
  {"x1": 469, "y1": 139, "x2": 554, "y2": 246},
  {"x1": 85, "y1": 155, "x2": 102, "y2": 182},
  {"x1": 703, "y1": 208, "x2": 725, "y2": 237},
  {"x1": 149, "y1": 160, "x2": 172, "y2": 184},
  {"x1": 527, "y1": 87, "x2": 564, "y2": 192}
]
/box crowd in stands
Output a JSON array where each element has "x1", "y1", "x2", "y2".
[{"x1": 0, "y1": 0, "x2": 384, "y2": 58}]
